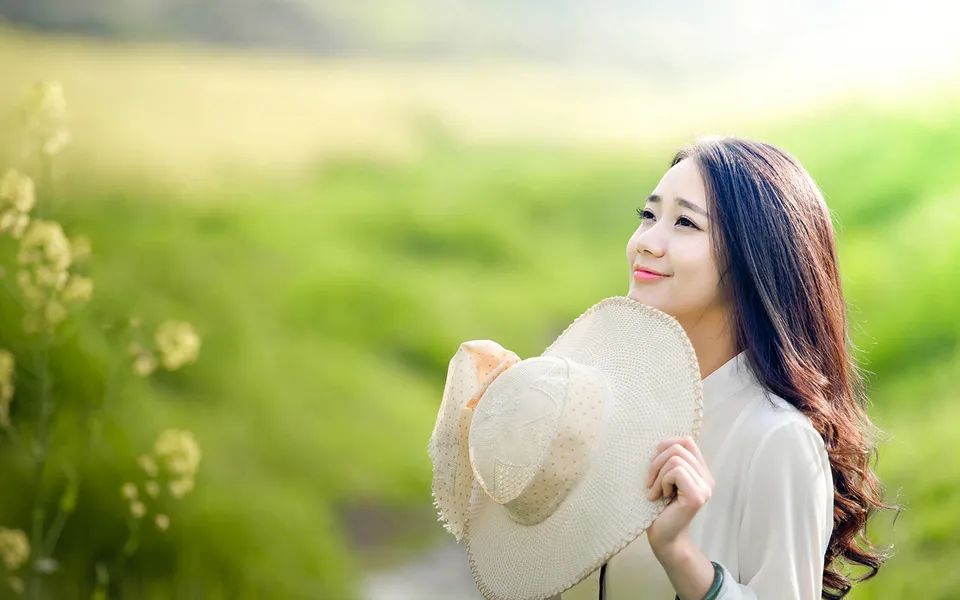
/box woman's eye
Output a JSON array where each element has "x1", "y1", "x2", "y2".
[
  {"x1": 635, "y1": 207, "x2": 654, "y2": 220},
  {"x1": 635, "y1": 207, "x2": 698, "y2": 229}
]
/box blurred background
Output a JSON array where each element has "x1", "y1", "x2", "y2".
[{"x1": 0, "y1": 0, "x2": 958, "y2": 598}]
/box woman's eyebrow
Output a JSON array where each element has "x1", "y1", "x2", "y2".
[{"x1": 646, "y1": 194, "x2": 709, "y2": 218}]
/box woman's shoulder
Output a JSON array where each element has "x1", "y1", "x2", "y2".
[{"x1": 736, "y1": 383, "x2": 828, "y2": 455}]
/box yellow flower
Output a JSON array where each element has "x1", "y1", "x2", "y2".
[
  {"x1": 154, "y1": 321, "x2": 201, "y2": 371},
  {"x1": 13, "y1": 219, "x2": 92, "y2": 333},
  {"x1": 61, "y1": 275, "x2": 93, "y2": 304},
  {"x1": 33, "y1": 264, "x2": 69, "y2": 290},
  {"x1": 132, "y1": 352, "x2": 158, "y2": 377},
  {"x1": 154, "y1": 429, "x2": 201, "y2": 479},
  {"x1": 45, "y1": 299, "x2": 67, "y2": 326},
  {"x1": 21, "y1": 81, "x2": 67, "y2": 124},
  {"x1": 145, "y1": 481, "x2": 160, "y2": 498},
  {"x1": 121, "y1": 482, "x2": 138, "y2": 501},
  {"x1": 18, "y1": 219, "x2": 72, "y2": 274},
  {"x1": 43, "y1": 129, "x2": 72, "y2": 156},
  {"x1": 0, "y1": 350, "x2": 14, "y2": 428},
  {"x1": 0, "y1": 169, "x2": 35, "y2": 213},
  {"x1": 0, "y1": 211, "x2": 30, "y2": 239},
  {"x1": 154, "y1": 514, "x2": 170, "y2": 531},
  {"x1": 16, "y1": 220, "x2": 75, "y2": 334},
  {"x1": 16, "y1": 271, "x2": 44, "y2": 309},
  {"x1": 137, "y1": 454, "x2": 159, "y2": 478},
  {"x1": 0, "y1": 169, "x2": 35, "y2": 239},
  {"x1": 129, "y1": 501, "x2": 146, "y2": 519},
  {"x1": 128, "y1": 342, "x2": 157, "y2": 376},
  {"x1": 0, "y1": 527, "x2": 30, "y2": 571},
  {"x1": 168, "y1": 478, "x2": 195, "y2": 500},
  {"x1": 20, "y1": 80, "x2": 70, "y2": 158}
]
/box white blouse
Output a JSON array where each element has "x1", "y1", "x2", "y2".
[{"x1": 555, "y1": 350, "x2": 834, "y2": 600}]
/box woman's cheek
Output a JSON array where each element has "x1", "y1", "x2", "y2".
[{"x1": 626, "y1": 231, "x2": 642, "y2": 257}]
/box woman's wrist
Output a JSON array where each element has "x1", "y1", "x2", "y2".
[
  {"x1": 674, "y1": 561, "x2": 724, "y2": 600},
  {"x1": 655, "y1": 536, "x2": 716, "y2": 600}
]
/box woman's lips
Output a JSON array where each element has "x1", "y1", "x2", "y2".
[{"x1": 633, "y1": 269, "x2": 667, "y2": 282}]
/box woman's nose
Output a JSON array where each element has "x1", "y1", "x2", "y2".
[{"x1": 634, "y1": 226, "x2": 667, "y2": 257}]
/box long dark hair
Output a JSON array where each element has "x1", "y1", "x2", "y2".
[{"x1": 671, "y1": 136, "x2": 899, "y2": 599}]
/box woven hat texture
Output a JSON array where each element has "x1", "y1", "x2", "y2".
[{"x1": 428, "y1": 296, "x2": 703, "y2": 600}]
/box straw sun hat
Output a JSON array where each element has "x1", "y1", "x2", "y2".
[{"x1": 427, "y1": 296, "x2": 703, "y2": 600}]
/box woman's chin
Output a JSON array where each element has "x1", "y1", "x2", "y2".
[{"x1": 628, "y1": 290, "x2": 677, "y2": 317}]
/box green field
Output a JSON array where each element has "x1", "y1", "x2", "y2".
[{"x1": 1, "y1": 23, "x2": 959, "y2": 599}]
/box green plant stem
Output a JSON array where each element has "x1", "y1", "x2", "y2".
[
  {"x1": 80, "y1": 336, "x2": 134, "y2": 596},
  {"x1": 0, "y1": 271, "x2": 25, "y2": 451},
  {"x1": 35, "y1": 340, "x2": 125, "y2": 568},
  {"x1": 41, "y1": 503, "x2": 69, "y2": 558},
  {"x1": 25, "y1": 332, "x2": 53, "y2": 600},
  {"x1": 105, "y1": 517, "x2": 142, "y2": 595},
  {"x1": 40, "y1": 467, "x2": 77, "y2": 558}
]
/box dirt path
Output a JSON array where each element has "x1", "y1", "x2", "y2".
[{"x1": 361, "y1": 537, "x2": 485, "y2": 600}]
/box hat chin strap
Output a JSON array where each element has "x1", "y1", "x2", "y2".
[{"x1": 472, "y1": 359, "x2": 608, "y2": 526}]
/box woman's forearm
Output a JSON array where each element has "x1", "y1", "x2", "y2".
[{"x1": 653, "y1": 535, "x2": 715, "y2": 600}]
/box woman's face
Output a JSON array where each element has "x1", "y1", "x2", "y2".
[{"x1": 625, "y1": 158, "x2": 726, "y2": 324}]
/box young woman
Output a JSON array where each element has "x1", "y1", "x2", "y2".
[{"x1": 560, "y1": 136, "x2": 896, "y2": 600}]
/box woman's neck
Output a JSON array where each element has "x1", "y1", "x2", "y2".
[{"x1": 675, "y1": 307, "x2": 738, "y2": 380}]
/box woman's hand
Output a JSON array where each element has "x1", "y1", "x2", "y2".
[{"x1": 644, "y1": 436, "x2": 715, "y2": 558}]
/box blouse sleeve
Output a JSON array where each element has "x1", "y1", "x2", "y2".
[{"x1": 713, "y1": 421, "x2": 834, "y2": 600}]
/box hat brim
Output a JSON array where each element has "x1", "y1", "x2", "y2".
[
  {"x1": 428, "y1": 340, "x2": 522, "y2": 541},
  {"x1": 463, "y1": 296, "x2": 703, "y2": 600}
]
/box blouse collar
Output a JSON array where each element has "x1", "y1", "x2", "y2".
[{"x1": 701, "y1": 350, "x2": 759, "y2": 406}]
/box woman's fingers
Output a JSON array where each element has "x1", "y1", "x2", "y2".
[
  {"x1": 646, "y1": 443, "x2": 694, "y2": 487},
  {"x1": 646, "y1": 437, "x2": 713, "y2": 490},
  {"x1": 661, "y1": 463, "x2": 711, "y2": 506},
  {"x1": 673, "y1": 436, "x2": 708, "y2": 470},
  {"x1": 649, "y1": 455, "x2": 689, "y2": 500}
]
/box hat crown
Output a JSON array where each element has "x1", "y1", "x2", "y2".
[{"x1": 468, "y1": 355, "x2": 608, "y2": 525}]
